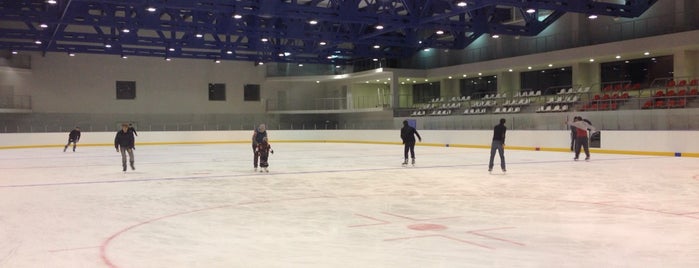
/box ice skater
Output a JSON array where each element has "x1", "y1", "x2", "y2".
[
  {"x1": 400, "y1": 120, "x2": 422, "y2": 166},
  {"x1": 252, "y1": 123, "x2": 268, "y2": 171},
  {"x1": 488, "y1": 118, "x2": 507, "y2": 173},
  {"x1": 63, "y1": 126, "x2": 81, "y2": 152},
  {"x1": 115, "y1": 123, "x2": 135, "y2": 172},
  {"x1": 566, "y1": 116, "x2": 596, "y2": 161},
  {"x1": 255, "y1": 137, "x2": 274, "y2": 172}
]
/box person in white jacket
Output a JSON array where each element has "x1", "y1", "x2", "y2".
[{"x1": 566, "y1": 116, "x2": 596, "y2": 161}]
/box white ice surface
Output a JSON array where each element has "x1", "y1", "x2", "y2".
[{"x1": 1, "y1": 143, "x2": 698, "y2": 268}]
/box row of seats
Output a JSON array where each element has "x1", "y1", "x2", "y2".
[
  {"x1": 593, "y1": 92, "x2": 631, "y2": 101},
  {"x1": 602, "y1": 83, "x2": 641, "y2": 92},
  {"x1": 536, "y1": 104, "x2": 569, "y2": 113},
  {"x1": 463, "y1": 108, "x2": 488, "y2": 115},
  {"x1": 654, "y1": 88, "x2": 698, "y2": 98},
  {"x1": 580, "y1": 101, "x2": 620, "y2": 111},
  {"x1": 493, "y1": 107, "x2": 521, "y2": 114},
  {"x1": 514, "y1": 90, "x2": 542, "y2": 97},
  {"x1": 556, "y1": 87, "x2": 591, "y2": 95},
  {"x1": 502, "y1": 98, "x2": 532, "y2": 106},
  {"x1": 666, "y1": 79, "x2": 698, "y2": 88},
  {"x1": 471, "y1": 100, "x2": 498, "y2": 108},
  {"x1": 547, "y1": 95, "x2": 579, "y2": 104},
  {"x1": 642, "y1": 98, "x2": 688, "y2": 109}
]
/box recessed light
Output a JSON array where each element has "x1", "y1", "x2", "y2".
[
  {"x1": 436, "y1": 30, "x2": 444, "y2": 35},
  {"x1": 47, "y1": 0, "x2": 57, "y2": 4},
  {"x1": 261, "y1": 38, "x2": 268, "y2": 42},
  {"x1": 589, "y1": 58, "x2": 595, "y2": 62},
  {"x1": 309, "y1": 20, "x2": 318, "y2": 25},
  {"x1": 478, "y1": 73, "x2": 482, "y2": 76},
  {"x1": 508, "y1": 69, "x2": 513, "y2": 72},
  {"x1": 319, "y1": 41, "x2": 327, "y2": 45},
  {"x1": 457, "y1": 1, "x2": 467, "y2": 7},
  {"x1": 105, "y1": 44, "x2": 112, "y2": 48},
  {"x1": 492, "y1": 34, "x2": 500, "y2": 39},
  {"x1": 373, "y1": 45, "x2": 380, "y2": 49},
  {"x1": 298, "y1": 64, "x2": 303, "y2": 67},
  {"x1": 448, "y1": 76, "x2": 452, "y2": 79},
  {"x1": 11, "y1": 51, "x2": 18, "y2": 54},
  {"x1": 147, "y1": 7, "x2": 156, "y2": 12},
  {"x1": 195, "y1": 33, "x2": 203, "y2": 38},
  {"x1": 372, "y1": 58, "x2": 378, "y2": 62},
  {"x1": 258, "y1": 61, "x2": 264, "y2": 65},
  {"x1": 548, "y1": 64, "x2": 553, "y2": 67},
  {"x1": 233, "y1": 14, "x2": 242, "y2": 19},
  {"x1": 215, "y1": 59, "x2": 221, "y2": 63},
  {"x1": 226, "y1": 50, "x2": 233, "y2": 54},
  {"x1": 35, "y1": 40, "x2": 42, "y2": 44},
  {"x1": 375, "y1": 25, "x2": 384, "y2": 30},
  {"x1": 40, "y1": 23, "x2": 48, "y2": 28},
  {"x1": 615, "y1": 55, "x2": 621, "y2": 59},
  {"x1": 527, "y1": 66, "x2": 532, "y2": 69},
  {"x1": 526, "y1": 8, "x2": 536, "y2": 14},
  {"x1": 122, "y1": 28, "x2": 130, "y2": 33},
  {"x1": 165, "y1": 58, "x2": 171, "y2": 61},
  {"x1": 168, "y1": 47, "x2": 175, "y2": 51},
  {"x1": 588, "y1": 14, "x2": 598, "y2": 19},
  {"x1": 644, "y1": 52, "x2": 650, "y2": 55},
  {"x1": 69, "y1": 53, "x2": 75, "y2": 57},
  {"x1": 121, "y1": 55, "x2": 128, "y2": 59}
]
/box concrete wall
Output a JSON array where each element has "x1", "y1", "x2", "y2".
[{"x1": 2, "y1": 129, "x2": 697, "y2": 157}]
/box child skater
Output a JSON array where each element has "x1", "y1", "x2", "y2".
[
  {"x1": 63, "y1": 126, "x2": 81, "y2": 152},
  {"x1": 255, "y1": 137, "x2": 274, "y2": 172}
]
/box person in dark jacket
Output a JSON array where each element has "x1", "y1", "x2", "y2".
[
  {"x1": 400, "y1": 120, "x2": 422, "y2": 166},
  {"x1": 488, "y1": 118, "x2": 507, "y2": 173},
  {"x1": 63, "y1": 127, "x2": 81, "y2": 152},
  {"x1": 115, "y1": 123, "x2": 135, "y2": 172},
  {"x1": 251, "y1": 124, "x2": 268, "y2": 171}
]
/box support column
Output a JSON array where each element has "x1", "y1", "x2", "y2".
[
  {"x1": 497, "y1": 71, "x2": 518, "y2": 96},
  {"x1": 674, "y1": 49, "x2": 699, "y2": 79},
  {"x1": 390, "y1": 72, "x2": 401, "y2": 108}
]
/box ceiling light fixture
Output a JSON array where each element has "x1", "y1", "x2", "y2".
[
  {"x1": 375, "y1": 25, "x2": 384, "y2": 30},
  {"x1": 309, "y1": 20, "x2": 318, "y2": 25},
  {"x1": 319, "y1": 41, "x2": 327, "y2": 45},
  {"x1": 436, "y1": 30, "x2": 444, "y2": 35},
  {"x1": 588, "y1": 14, "x2": 598, "y2": 19},
  {"x1": 492, "y1": 34, "x2": 500, "y2": 38},
  {"x1": 122, "y1": 28, "x2": 130, "y2": 33},
  {"x1": 457, "y1": 1, "x2": 467, "y2": 7},
  {"x1": 195, "y1": 33, "x2": 203, "y2": 38},
  {"x1": 147, "y1": 7, "x2": 156, "y2": 12},
  {"x1": 526, "y1": 8, "x2": 536, "y2": 14},
  {"x1": 40, "y1": 23, "x2": 48, "y2": 28},
  {"x1": 233, "y1": 14, "x2": 242, "y2": 19},
  {"x1": 47, "y1": 0, "x2": 57, "y2": 4},
  {"x1": 373, "y1": 45, "x2": 380, "y2": 49},
  {"x1": 261, "y1": 38, "x2": 268, "y2": 42}
]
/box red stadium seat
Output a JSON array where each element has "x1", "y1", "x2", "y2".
[
  {"x1": 678, "y1": 89, "x2": 687, "y2": 96},
  {"x1": 642, "y1": 100, "x2": 652, "y2": 109},
  {"x1": 614, "y1": 84, "x2": 623, "y2": 91},
  {"x1": 621, "y1": 92, "x2": 630, "y2": 99},
  {"x1": 667, "y1": 90, "x2": 676, "y2": 97},
  {"x1": 677, "y1": 80, "x2": 687, "y2": 87},
  {"x1": 611, "y1": 102, "x2": 618, "y2": 110},
  {"x1": 654, "y1": 100, "x2": 665, "y2": 109},
  {"x1": 666, "y1": 80, "x2": 676, "y2": 87},
  {"x1": 690, "y1": 88, "x2": 699, "y2": 96},
  {"x1": 612, "y1": 93, "x2": 620, "y2": 99},
  {"x1": 602, "y1": 85, "x2": 612, "y2": 92},
  {"x1": 593, "y1": 94, "x2": 601, "y2": 100},
  {"x1": 690, "y1": 79, "x2": 698, "y2": 86},
  {"x1": 654, "y1": 90, "x2": 665, "y2": 97},
  {"x1": 667, "y1": 99, "x2": 676, "y2": 108},
  {"x1": 602, "y1": 94, "x2": 610, "y2": 100},
  {"x1": 676, "y1": 99, "x2": 687, "y2": 108}
]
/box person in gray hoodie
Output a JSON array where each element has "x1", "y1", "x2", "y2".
[{"x1": 566, "y1": 116, "x2": 596, "y2": 161}]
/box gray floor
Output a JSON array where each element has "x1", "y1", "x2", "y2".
[{"x1": 1, "y1": 143, "x2": 698, "y2": 267}]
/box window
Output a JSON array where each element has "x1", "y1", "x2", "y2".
[
  {"x1": 600, "y1": 56, "x2": 672, "y2": 87},
  {"x1": 244, "y1": 84, "x2": 260, "y2": 101},
  {"x1": 520, "y1": 67, "x2": 571, "y2": 95},
  {"x1": 459, "y1": 75, "x2": 497, "y2": 98},
  {"x1": 412, "y1": 82, "x2": 440, "y2": 103},
  {"x1": 208, "y1": 83, "x2": 226, "y2": 101},
  {"x1": 116, "y1": 81, "x2": 136, "y2": 99}
]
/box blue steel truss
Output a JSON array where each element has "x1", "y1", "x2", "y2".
[{"x1": 0, "y1": 0, "x2": 657, "y2": 65}]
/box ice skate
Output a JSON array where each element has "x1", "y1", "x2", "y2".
[
  {"x1": 401, "y1": 159, "x2": 408, "y2": 166},
  {"x1": 264, "y1": 167, "x2": 269, "y2": 173},
  {"x1": 585, "y1": 157, "x2": 590, "y2": 161},
  {"x1": 411, "y1": 158, "x2": 415, "y2": 166},
  {"x1": 254, "y1": 167, "x2": 258, "y2": 172},
  {"x1": 502, "y1": 168, "x2": 507, "y2": 173},
  {"x1": 130, "y1": 162, "x2": 135, "y2": 170},
  {"x1": 63, "y1": 146, "x2": 67, "y2": 152},
  {"x1": 122, "y1": 164, "x2": 127, "y2": 172},
  {"x1": 488, "y1": 168, "x2": 492, "y2": 173}
]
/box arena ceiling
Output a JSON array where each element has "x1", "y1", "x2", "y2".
[{"x1": 0, "y1": 0, "x2": 658, "y2": 65}]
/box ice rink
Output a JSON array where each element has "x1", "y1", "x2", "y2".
[{"x1": 1, "y1": 142, "x2": 698, "y2": 267}]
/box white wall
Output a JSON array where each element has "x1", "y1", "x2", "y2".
[
  {"x1": 2, "y1": 130, "x2": 697, "y2": 156},
  {"x1": 24, "y1": 52, "x2": 267, "y2": 114}
]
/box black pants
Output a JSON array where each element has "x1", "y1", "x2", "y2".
[
  {"x1": 64, "y1": 139, "x2": 77, "y2": 151},
  {"x1": 260, "y1": 152, "x2": 269, "y2": 168},
  {"x1": 252, "y1": 144, "x2": 260, "y2": 168},
  {"x1": 403, "y1": 142, "x2": 416, "y2": 159},
  {"x1": 574, "y1": 136, "x2": 590, "y2": 158}
]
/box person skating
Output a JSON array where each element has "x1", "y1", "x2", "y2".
[
  {"x1": 251, "y1": 123, "x2": 268, "y2": 171},
  {"x1": 488, "y1": 118, "x2": 507, "y2": 173},
  {"x1": 63, "y1": 127, "x2": 81, "y2": 152},
  {"x1": 255, "y1": 137, "x2": 274, "y2": 172},
  {"x1": 115, "y1": 123, "x2": 135, "y2": 172},
  {"x1": 400, "y1": 120, "x2": 422, "y2": 166},
  {"x1": 566, "y1": 116, "x2": 596, "y2": 161}
]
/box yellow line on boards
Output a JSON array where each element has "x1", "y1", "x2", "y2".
[{"x1": 0, "y1": 140, "x2": 696, "y2": 157}]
